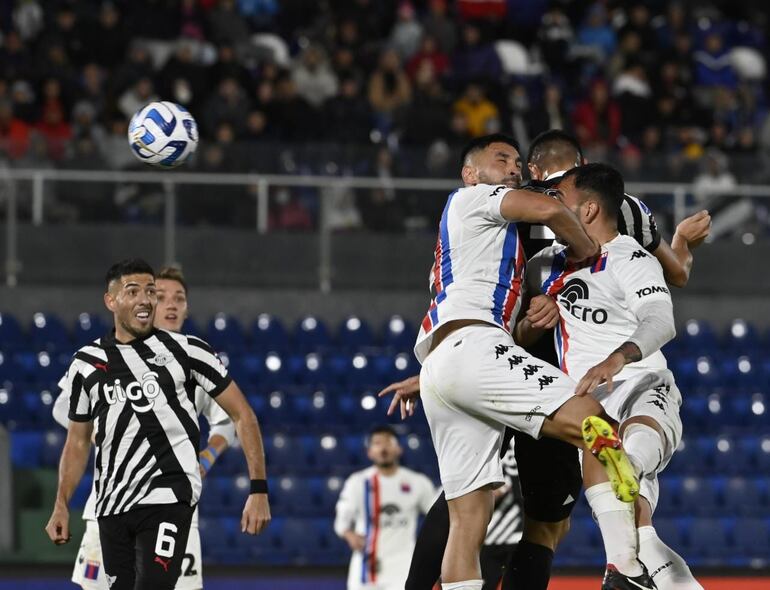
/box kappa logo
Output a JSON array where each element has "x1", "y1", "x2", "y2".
[
  {"x1": 522, "y1": 364, "x2": 543, "y2": 380},
  {"x1": 630, "y1": 249, "x2": 649, "y2": 260},
  {"x1": 102, "y1": 371, "x2": 162, "y2": 413},
  {"x1": 495, "y1": 344, "x2": 511, "y2": 359},
  {"x1": 147, "y1": 353, "x2": 173, "y2": 367},
  {"x1": 508, "y1": 354, "x2": 526, "y2": 369},
  {"x1": 538, "y1": 375, "x2": 557, "y2": 390},
  {"x1": 558, "y1": 279, "x2": 608, "y2": 324}
]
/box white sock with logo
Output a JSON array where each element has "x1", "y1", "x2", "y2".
[
  {"x1": 441, "y1": 580, "x2": 484, "y2": 590},
  {"x1": 623, "y1": 423, "x2": 665, "y2": 479},
  {"x1": 638, "y1": 526, "x2": 704, "y2": 589},
  {"x1": 585, "y1": 482, "x2": 643, "y2": 577}
]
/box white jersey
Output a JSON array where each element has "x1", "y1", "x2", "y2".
[
  {"x1": 526, "y1": 234, "x2": 672, "y2": 381},
  {"x1": 334, "y1": 466, "x2": 436, "y2": 590},
  {"x1": 415, "y1": 184, "x2": 527, "y2": 363},
  {"x1": 53, "y1": 378, "x2": 234, "y2": 521}
]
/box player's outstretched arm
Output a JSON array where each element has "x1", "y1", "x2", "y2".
[
  {"x1": 500, "y1": 190, "x2": 599, "y2": 261},
  {"x1": 378, "y1": 375, "x2": 420, "y2": 419},
  {"x1": 215, "y1": 381, "x2": 271, "y2": 535},
  {"x1": 45, "y1": 420, "x2": 93, "y2": 545},
  {"x1": 653, "y1": 210, "x2": 711, "y2": 288}
]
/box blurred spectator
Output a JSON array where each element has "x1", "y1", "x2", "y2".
[
  {"x1": 0, "y1": 30, "x2": 33, "y2": 81},
  {"x1": 47, "y1": 4, "x2": 84, "y2": 66},
  {"x1": 693, "y1": 149, "x2": 736, "y2": 203},
  {"x1": 536, "y1": 6, "x2": 574, "y2": 74},
  {"x1": 406, "y1": 35, "x2": 449, "y2": 81},
  {"x1": 180, "y1": 0, "x2": 208, "y2": 40},
  {"x1": 454, "y1": 83, "x2": 499, "y2": 138},
  {"x1": 292, "y1": 45, "x2": 339, "y2": 109},
  {"x1": 452, "y1": 24, "x2": 502, "y2": 84},
  {"x1": 71, "y1": 101, "x2": 107, "y2": 151},
  {"x1": 504, "y1": 84, "x2": 532, "y2": 148},
  {"x1": 36, "y1": 105, "x2": 71, "y2": 161},
  {"x1": 694, "y1": 32, "x2": 738, "y2": 89},
  {"x1": 203, "y1": 77, "x2": 251, "y2": 137},
  {"x1": 78, "y1": 64, "x2": 108, "y2": 120},
  {"x1": 0, "y1": 100, "x2": 30, "y2": 160},
  {"x1": 572, "y1": 79, "x2": 621, "y2": 154},
  {"x1": 271, "y1": 73, "x2": 321, "y2": 140},
  {"x1": 389, "y1": 2, "x2": 423, "y2": 61},
  {"x1": 423, "y1": 0, "x2": 457, "y2": 54},
  {"x1": 36, "y1": 42, "x2": 77, "y2": 90},
  {"x1": 59, "y1": 136, "x2": 115, "y2": 220},
  {"x1": 652, "y1": 2, "x2": 691, "y2": 50},
  {"x1": 401, "y1": 62, "x2": 450, "y2": 145},
  {"x1": 618, "y1": 4, "x2": 658, "y2": 66},
  {"x1": 119, "y1": 77, "x2": 159, "y2": 120},
  {"x1": 324, "y1": 77, "x2": 372, "y2": 143},
  {"x1": 457, "y1": 0, "x2": 506, "y2": 21},
  {"x1": 357, "y1": 147, "x2": 404, "y2": 232},
  {"x1": 10, "y1": 80, "x2": 37, "y2": 124},
  {"x1": 608, "y1": 31, "x2": 643, "y2": 79},
  {"x1": 575, "y1": 3, "x2": 616, "y2": 63},
  {"x1": 211, "y1": 44, "x2": 253, "y2": 89},
  {"x1": 368, "y1": 49, "x2": 412, "y2": 135},
  {"x1": 238, "y1": 0, "x2": 279, "y2": 30},
  {"x1": 526, "y1": 83, "x2": 571, "y2": 137},
  {"x1": 12, "y1": 0, "x2": 44, "y2": 42},
  {"x1": 81, "y1": 2, "x2": 129, "y2": 68},
  {"x1": 269, "y1": 188, "x2": 314, "y2": 231},
  {"x1": 209, "y1": 0, "x2": 251, "y2": 45},
  {"x1": 613, "y1": 62, "x2": 654, "y2": 146},
  {"x1": 158, "y1": 41, "x2": 208, "y2": 110},
  {"x1": 125, "y1": 0, "x2": 180, "y2": 40},
  {"x1": 103, "y1": 118, "x2": 136, "y2": 170}
]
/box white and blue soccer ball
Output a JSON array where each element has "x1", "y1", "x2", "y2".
[{"x1": 128, "y1": 101, "x2": 199, "y2": 168}]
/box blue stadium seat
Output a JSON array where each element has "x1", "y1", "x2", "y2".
[
  {"x1": 340, "y1": 353, "x2": 377, "y2": 388},
  {"x1": 343, "y1": 434, "x2": 369, "y2": 471},
  {"x1": 29, "y1": 312, "x2": 70, "y2": 353},
  {"x1": 679, "y1": 476, "x2": 720, "y2": 516},
  {"x1": 381, "y1": 315, "x2": 416, "y2": 352},
  {"x1": 652, "y1": 518, "x2": 686, "y2": 556},
  {"x1": 347, "y1": 392, "x2": 384, "y2": 429},
  {"x1": 403, "y1": 435, "x2": 437, "y2": 477},
  {"x1": 181, "y1": 318, "x2": 202, "y2": 338},
  {"x1": 724, "y1": 478, "x2": 764, "y2": 517},
  {"x1": 251, "y1": 314, "x2": 290, "y2": 354},
  {"x1": 757, "y1": 436, "x2": 770, "y2": 471},
  {"x1": 261, "y1": 390, "x2": 299, "y2": 427},
  {"x1": 373, "y1": 352, "x2": 418, "y2": 385},
  {"x1": 70, "y1": 473, "x2": 94, "y2": 509},
  {"x1": 723, "y1": 319, "x2": 760, "y2": 354},
  {"x1": 10, "y1": 431, "x2": 43, "y2": 467},
  {"x1": 205, "y1": 313, "x2": 246, "y2": 354},
  {"x1": 667, "y1": 438, "x2": 702, "y2": 475},
  {"x1": 559, "y1": 516, "x2": 601, "y2": 560},
  {"x1": 260, "y1": 352, "x2": 293, "y2": 390},
  {"x1": 199, "y1": 476, "x2": 237, "y2": 516},
  {"x1": 280, "y1": 517, "x2": 325, "y2": 563},
  {"x1": 720, "y1": 355, "x2": 764, "y2": 388},
  {"x1": 319, "y1": 476, "x2": 344, "y2": 513},
  {"x1": 655, "y1": 476, "x2": 681, "y2": 517},
  {"x1": 679, "y1": 319, "x2": 718, "y2": 355},
  {"x1": 672, "y1": 355, "x2": 720, "y2": 389},
  {"x1": 294, "y1": 316, "x2": 331, "y2": 353},
  {"x1": 0, "y1": 312, "x2": 25, "y2": 352},
  {"x1": 313, "y1": 517, "x2": 348, "y2": 566},
  {"x1": 266, "y1": 434, "x2": 310, "y2": 475},
  {"x1": 0, "y1": 351, "x2": 27, "y2": 386},
  {"x1": 198, "y1": 517, "x2": 232, "y2": 559},
  {"x1": 336, "y1": 316, "x2": 375, "y2": 350},
  {"x1": 73, "y1": 313, "x2": 107, "y2": 347},
  {"x1": 307, "y1": 434, "x2": 352, "y2": 476},
  {"x1": 293, "y1": 353, "x2": 335, "y2": 389},
  {"x1": 273, "y1": 476, "x2": 319, "y2": 516},
  {"x1": 211, "y1": 446, "x2": 247, "y2": 476},
  {"x1": 686, "y1": 518, "x2": 729, "y2": 560},
  {"x1": 729, "y1": 392, "x2": 767, "y2": 433},
  {"x1": 732, "y1": 518, "x2": 770, "y2": 562},
  {"x1": 293, "y1": 389, "x2": 337, "y2": 428},
  {"x1": 41, "y1": 429, "x2": 65, "y2": 467}
]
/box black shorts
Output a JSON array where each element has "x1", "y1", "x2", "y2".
[
  {"x1": 98, "y1": 502, "x2": 195, "y2": 590},
  {"x1": 514, "y1": 431, "x2": 582, "y2": 523}
]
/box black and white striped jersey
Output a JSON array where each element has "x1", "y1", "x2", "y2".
[
  {"x1": 484, "y1": 439, "x2": 523, "y2": 546},
  {"x1": 63, "y1": 328, "x2": 231, "y2": 517}
]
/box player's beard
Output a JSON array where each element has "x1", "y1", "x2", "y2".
[
  {"x1": 478, "y1": 171, "x2": 521, "y2": 189},
  {"x1": 119, "y1": 309, "x2": 155, "y2": 339}
]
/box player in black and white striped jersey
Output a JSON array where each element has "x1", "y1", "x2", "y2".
[{"x1": 45, "y1": 258, "x2": 271, "y2": 590}]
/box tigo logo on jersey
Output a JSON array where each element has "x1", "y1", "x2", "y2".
[{"x1": 103, "y1": 371, "x2": 162, "y2": 413}]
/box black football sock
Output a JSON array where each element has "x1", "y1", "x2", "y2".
[{"x1": 501, "y1": 540, "x2": 554, "y2": 590}]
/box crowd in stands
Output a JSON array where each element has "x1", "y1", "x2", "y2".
[{"x1": 0, "y1": 0, "x2": 769, "y2": 234}]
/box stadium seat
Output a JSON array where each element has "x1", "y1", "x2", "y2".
[
  {"x1": 10, "y1": 431, "x2": 43, "y2": 467},
  {"x1": 181, "y1": 318, "x2": 202, "y2": 338},
  {"x1": 724, "y1": 478, "x2": 764, "y2": 517},
  {"x1": 292, "y1": 389, "x2": 336, "y2": 428},
  {"x1": 41, "y1": 429, "x2": 65, "y2": 467},
  {"x1": 260, "y1": 352, "x2": 293, "y2": 390},
  {"x1": 205, "y1": 313, "x2": 247, "y2": 354},
  {"x1": 293, "y1": 353, "x2": 335, "y2": 389},
  {"x1": 73, "y1": 313, "x2": 107, "y2": 347},
  {"x1": 373, "y1": 352, "x2": 418, "y2": 385},
  {"x1": 732, "y1": 518, "x2": 770, "y2": 562},
  {"x1": 28, "y1": 312, "x2": 70, "y2": 353},
  {"x1": 655, "y1": 476, "x2": 681, "y2": 517},
  {"x1": 678, "y1": 319, "x2": 718, "y2": 355},
  {"x1": 0, "y1": 351, "x2": 27, "y2": 386},
  {"x1": 319, "y1": 476, "x2": 344, "y2": 513},
  {"x1": 679, "y1": 476, "x2": 720, "y2": 516},
  {"x1": 293, "y1": 316, "x2": 331, "y2": 353},
  {"x1": 559, "y1": 516, "x2": 601, "y2": 560},
  {"x1": 251, "y1": 314, "x2": 290, "y2": 354},
  {"x1": 266, "y1": 434, "x2": 310, "y2": 475},
  {"x1": 722, "y1": 319, "x2": 760, "y2": 354},
  {"x1": 652, "y1": 518, "x2": 686, "y2": 555},
  {"x1": 0, "y1": 312, "x2": 25, "y2": 352},
  {"x1": 720, "y1": 355, "x2": 764, "y2": 388},
  {"x1": 381, "y1": 315, "x2": 416, "y2": 352},
  {"x1": 336, "y1": 316, "x2": 375, "y2": 350},
  {"x1": 340, "y1": 353, "x2": 377, "y2": 388},
  {"x1": 199, "y1": 476, "x2": 237, "y2": 516},
  {"x1": 273, "y1": 476, "x2": 319, "y2": 516},
  {"x1": 403, "y1": 435, "x2": 437, "y2": 476},
  {"x1": 729, "y1": 392, "x2": 767, "y2": 433},
  {"x1": 756, "y1": 436, "x2": 770, "y2": 471},
  {"x1": 686, "y1": 518, "x2": 729, "y2": 559},
  {"x1": 307, "y1": 434, "x2": 352, "y2": 476}
]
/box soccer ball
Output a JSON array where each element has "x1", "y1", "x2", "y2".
[{"x1": 128, "y1": 101, "x2": 199, "y2": 168}]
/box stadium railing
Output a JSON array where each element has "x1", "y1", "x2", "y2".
[{"x1": 2, "y1": 167, "x2": 770, "y2": 289}]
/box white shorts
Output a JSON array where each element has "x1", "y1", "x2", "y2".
[
  {"x1": 420, "y1": 324, "x2": 576, "y2": 500},
  {"x1": 72, "y1": 508, "x2": 203, "y2": 590}
]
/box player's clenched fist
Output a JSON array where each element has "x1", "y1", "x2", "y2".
[
  {"x1": 526, "y1": 294, "x2": 560, "y2": 329},
  {"x1": 675, "y1": 210, "x2": 711, "y2": 249},
  {"x1": 45, "y1": 503, "x2": 71, "y2": 545},
  {"x1": 241, "y1": 493, "x2": 271, "y2": 535}
]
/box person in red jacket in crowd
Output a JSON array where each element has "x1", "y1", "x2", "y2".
[
  {"x1": 0, "y1": 99, "x2": 30, "y2": 160},
  {"x1": 572, "y1": 79, "x2": 621, "y2": 152}
]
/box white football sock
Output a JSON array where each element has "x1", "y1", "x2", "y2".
[
  {"x1": 639, "y1": 526, "x2": 704, "y2": 589},
  {"x1": 623, "y1": 423, "x2": 664, "y2": 478},
  {"x1": 442, "y1": 580, "x2": 484, "y2": 590},
  {"x1": 585, "y1": 482, "x2": 643, "y2": 577}
]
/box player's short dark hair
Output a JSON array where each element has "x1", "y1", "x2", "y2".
[
  {"x1": 366, "y1": 425, "x2": 399, "y2": 446},
  {"x1": 562, "y1": 163, "x2": 624, "y2": 220},
  {"x1": 460, "y1": 133, "x2": 520, "y2": 167},
  {"x1": 527, "y1": 129, "x2": 583, "y2": 167},
  {"x1": 157, "y1": 266, "x2": 188, "y2": 294},
  {"x1": 105, "y1": 258, "x2": 155, "y2": 291}
]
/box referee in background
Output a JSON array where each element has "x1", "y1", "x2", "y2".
[{"x1": 45, "y1": 258, "x2": 271, "y2": 590}]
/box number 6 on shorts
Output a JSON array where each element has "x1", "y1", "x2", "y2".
[{"x1": 155, "y1": 522, "x2": 178, "y2": 558}]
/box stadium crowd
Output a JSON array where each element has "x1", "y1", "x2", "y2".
[{"x1": 0, "y1": 0, "x2": 769, "y2": 231}]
